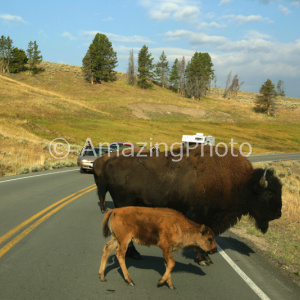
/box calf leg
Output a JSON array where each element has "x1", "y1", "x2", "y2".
[
  {"x1": 116, "y1": 238, "x2": 135, "y2": 286},
  {"x1": 99, "y1": 236, "x2": 118, "y2": 281},
  {"x1": 157, "y1": 247, "x2": 175, "y2": 289}
]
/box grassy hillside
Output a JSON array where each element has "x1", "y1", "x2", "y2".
[{"x1": 0, "y1": 61, "x2": 300, "y2": 176}]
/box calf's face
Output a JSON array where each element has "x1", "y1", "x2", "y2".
[{"x1": 199, "y1": 226, "x2": 217, "y2": 254}]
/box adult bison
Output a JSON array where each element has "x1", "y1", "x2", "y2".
[{"x1": 94, "y1": 145, "x2": 282, "y2": 264}]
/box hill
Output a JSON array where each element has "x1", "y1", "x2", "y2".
[{"x1": 0, "y1": 61, "x2": 300, "y2": 175}]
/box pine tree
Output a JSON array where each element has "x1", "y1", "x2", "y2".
[
  {"x1": 9, "y1": 48, "x2": 28, "y2": 73},
  {"x1": 82, "y1": 49, "x2": 94, "y2": 84},
  {"x1": 179, "y1": 56, "x2": 185, "y2": 94},
  {"x1": 82, "y1": 33, "x2": 118, "y2": 84},
  {"x1": 137, "y1": 45, "x2": 154, "y2": 89},
  {"x1": 154, "y1": 51, "x2": 169, "y2": 88},
  {"x1": 255, "y1": 79, "x2": 277, "y2": 116},
  {"x1": 169, "y1": 58, "x2": 180, "y2": 92},
  {"x1": 184, "y1": 52, "x2": 214, "y2": 100},
  {"x1": 27, "y1": 41, "x2": 43, "y2": 74},
  {"x1": 127, "y1": 49, "x2": 136, "y2": 85},
  {"x1": 0, "y1": 35, "x2": 13, "y2": 73}
]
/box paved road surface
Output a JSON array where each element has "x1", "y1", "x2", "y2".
[
  {"x1": 249, "y1": 152, "x2": 300, "y2": 163},
  {"x1": 0, "y1": 153, "x2": 299, "y2": 299}
]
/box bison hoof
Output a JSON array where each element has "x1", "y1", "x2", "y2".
[
  {"x1": 101, "y1": 209, "x2": 108, "y2": 214},
  {"x1": 99, "y1": 277, "x2": 107, "y2": 282}
]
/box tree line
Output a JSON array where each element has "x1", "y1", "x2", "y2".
[
  {"x1": 82, "y1": 33, "x2": 288, "y2": 113},
  {"x1": 0, "y1": 35, "x2": 43, "y2": 75},
  {"x1": 82, "y1": 33, "x2": 214, "y2": 100}
]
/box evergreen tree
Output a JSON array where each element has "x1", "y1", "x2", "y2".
[
  {"x1": 27, "y1": 41, "x2": 43, "y2": 74},
  {"x1": 184, "y1": 52, "x2": 214, "y2": 100},
  {"x1": 169, "y1": 58, "x2": 180, "y2": 92},
  {"x1": 154, "y1": 51, "x2": 169, "y2": 88},
  {"x1": 137, "y1": 45, "x2": 154, "y2": 89},
  {"x1": 127, "y1": 49, "x2": 136, "y2": 85},
  {"x1": 82, "y1": 49, "x2": 94, "y2": 84},
  {"x1": 82, "y1": 33, "x2": 118, "y2": 84},
  {"x1": 0, "y1": 35, "x2": 13, "y2": 73},
  {"x1": 9, "y1": 48, "x2": 28, "y2": 73},
  {"x1": 179, "y1": 56, "x2": 186, "y2": 94},
  {"x1": 255, "y1": 79, "x2": 277, "y2": 116}
]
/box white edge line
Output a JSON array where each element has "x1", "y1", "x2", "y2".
[
  {"x1": 217, "y1": 243, "x2": 271, "y2": 300},
  {"x1": 0, "y1": 169, "x2": 78, "y2": 184}
]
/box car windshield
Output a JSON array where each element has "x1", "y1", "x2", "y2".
[{"x1": 81, "y1": 147, "x2": 109, "y2": 157}]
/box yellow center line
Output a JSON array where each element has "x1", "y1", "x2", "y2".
[
  {"x1": 0, "y1": 184, "x2": 96, "y2": 246},
  {"x1": 0, "y1": 185, "x2": 97, "y2": 258}
]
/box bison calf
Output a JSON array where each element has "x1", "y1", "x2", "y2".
[{"x1": 99, "y1": 206, "x2": 217, "y2": 289}]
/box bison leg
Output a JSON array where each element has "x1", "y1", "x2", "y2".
[
  {"x1": 196, "y1": 249, "x2": 213, "y2": 266},
  {"x1": 158, "y1": 247, "x2": 175, "y2": 289},
  {"x1": 99, "y1": 236, "x2": 118, "y2": 281},
  {"x1": 94, "y1": 174, "x2": 108, "y2": 213},
  {"x1": 96, "y1": 187, "x2": 107, "y2": 213},
  {"x1": 125, "y1": 241, "x2": 141, "y2": 259},
  {"x1": 116, "y1": 238, "x2": 135, "y2": 286}
]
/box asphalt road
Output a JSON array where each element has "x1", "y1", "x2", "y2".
[
  {"x1": 248, "y1": 152, "x2": 300, "y2": 163},
  {"x1": 0, "y1": 153, "x2": 299, "y2": 300}
]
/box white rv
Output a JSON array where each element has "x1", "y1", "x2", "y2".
[{"x1": 182, "y1": 133, "x2": 215, "y2": 147}]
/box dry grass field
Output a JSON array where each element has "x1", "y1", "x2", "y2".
[{"x1": 0, "y1": 62, "x2": 299, "y2": 281}]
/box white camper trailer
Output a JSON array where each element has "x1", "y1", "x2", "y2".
[{"x1": 182, "y1": 133, "x2": 215, "y2": 147}]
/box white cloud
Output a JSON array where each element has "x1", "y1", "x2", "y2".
[
  {"x1": 102, "y1": 17, "x2": 113, "y2": 22},
  {"x1": 245, "y1": 30, "x2": 271, "y2": 40},
  {"x1": 198, "y1": 21, "x2": 227, "y2": 29},
  {"x1": 291, "y1": 1, "x2": 300, "y2": 7},
  {"x1": 278, "y1": 5, "x2": 291, "y2": 15},
  {"x1": 140, "y1": 0, "x2": 200, "y2": 22},
  {"x1": 219, "y1": 0, "x2": 233, "y2": 6},
  {"x1": 223, "y1": 14, "x2": 273, "y2": 25},
  {"x1": 80, "y1": 31, "x2": 154, "y2": 44},
  {"x1": 165, "y1": 30, "x2": 228, "y2": 47},
  {"x1": 62, "y1": 32, "x2": 76, "y2": 40},
  {"x1": 0, "y1": 14, "x2": 26, "y2": 24}
]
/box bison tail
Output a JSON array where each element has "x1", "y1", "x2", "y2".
[{"x1": 102, "y1": 210, "x2": 113, "y2": 237}]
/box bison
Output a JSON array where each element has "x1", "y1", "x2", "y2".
[
  {"x1": 99, "y1": 206, "x2": 217, "y2": 289},
  {"x1": 94, "y1": 145, "x2": 282, "y2": 264}
]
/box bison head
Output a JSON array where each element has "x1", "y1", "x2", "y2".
[{"x1": 249, "y1": 168, "x2": 282, "y2": 233}]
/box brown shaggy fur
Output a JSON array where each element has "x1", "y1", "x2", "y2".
[
  {"x1": 93, "y1": 147, "x2": 150, "y2": 212},
  {"x1": 99, "y1": 206, "x2": 217, "y2": 289}
]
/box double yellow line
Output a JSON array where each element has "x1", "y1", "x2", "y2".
[{"x1": 0, "y1": 184, "x2": 97, "y2": 258}]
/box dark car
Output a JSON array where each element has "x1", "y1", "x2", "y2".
[{"x1": 77, "y1": 146, "x2": 110, "y2": 173}]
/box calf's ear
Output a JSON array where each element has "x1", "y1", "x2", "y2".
[{"x1": 201, "y1": 225, "x2": 209, "y2": 236}]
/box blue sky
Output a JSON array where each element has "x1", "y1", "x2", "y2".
[{"x1": 1, "y1": 0, "x2": 300, "y2": 97}]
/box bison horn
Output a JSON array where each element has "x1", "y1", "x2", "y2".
[{"x1": 259, "y1": 167, "x2": 268, "y2": 188}]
